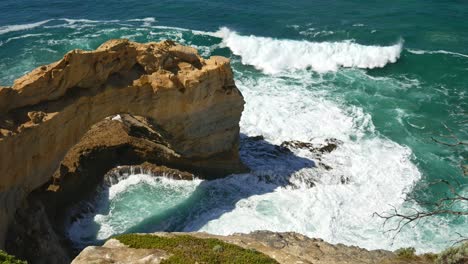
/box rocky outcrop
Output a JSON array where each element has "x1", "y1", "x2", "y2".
[
  {"x1": 72, "y1": 231, "x2": 425, "y2": 264},
  {"x1": 73, "y1": 238, "x2": 169, "y2": 264},
  {"x1": 0, "y1": 39, "x2": 246, "y2": 248}
]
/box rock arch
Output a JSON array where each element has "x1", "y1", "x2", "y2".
[{"x1": 0, "y1": 39, "x2": 246, "y2": 246}]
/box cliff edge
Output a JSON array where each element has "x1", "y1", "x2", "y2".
[{"x1": 72, "y1": 231, "x2": 436, "y2": 264}]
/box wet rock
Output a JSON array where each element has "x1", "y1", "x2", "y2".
[
  {"x1": 340, "y1": 175, "x2": 350, "y2": 184},
  {"x1": 319, "y1": 138, "x2": 342, "y2": 153},
  {"x1": 280, "y1": 138, "x2": 343, "y2": 154},
  {"x1": 319, "y1": 162, "x2": 333, "y2": 171},
  {"x1": 250, "y1": 135, "x2": 265, "y2": 141}
]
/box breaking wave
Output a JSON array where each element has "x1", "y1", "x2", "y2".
[{"x1": 215, "y1": 27, "x2": 402, "y2": 74}]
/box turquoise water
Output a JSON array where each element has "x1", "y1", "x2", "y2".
[{"x1": 1, "y1": 0, "x2": 467, "y2": 253}]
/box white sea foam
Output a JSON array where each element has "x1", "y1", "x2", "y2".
[
  {"x1": 104, "y1": 173, "x2": 201, "y2": 202},
  {"x1": 299, "y1": 29, "x2": 335, "y2": 38},
  {"x1": 127, "y1": 17, "x2": 157, "y2": 23},
  {"x1": 61, "y1": 18, "x2": 102, "y2": 24},
  {"x1": 0, "y1": 18, "x2": 158, "y2": 35},
  {"x1": 107, "y1": 174, "x2": 156, "y2": 199},
  {"x1": 128, "y1": 17, "x2": 157, "y2": 26},
  {"x1": 150, "y1": 25, "x2": 214, "y2": 37},
  {"x1": 215, "y1": 27, "x2": 402, "y2": 74},
  {"x1": 0, "y1": 20, "x2": 52, "y2": 35},
  {"x1": 4, "y1": 33, "x2": 52, "y2": 44},
  {"x1": 67, "y1": 174, "x2": 202, "y2": 243},
  {"x1": 187, "y1": 71, "x2": 435, "y2": 251},
  {"x1": 407, "y1": 48, "x2": 468, "y2": 58}
]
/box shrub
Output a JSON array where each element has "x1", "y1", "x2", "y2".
[
  {"x1": 436, "y1": 242, "x2": 468, "y2": 264},
  {"x1": 395, "y1": 247, "x2": 417, "y2": 259}
]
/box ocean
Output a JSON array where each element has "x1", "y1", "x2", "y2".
[{"x1": 1, "y1": 0, "x2": 466, "y2": 253}]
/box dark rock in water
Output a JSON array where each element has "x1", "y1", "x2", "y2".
[
  {"x1": 319, "y1": 162, "x2": 333, "y2": 171},
  {"x1": 280, "y1": 138, "x2": 343, "y2": 154},
  {"x1": 320, "y1": 138, "x2": 343, "y2": 153},
  {"x1": 299, "y1": 178, "x2": 316, "y2": 188},
  {"x1": 279, "y1": 138, "x2": 342, "y2": 173},
  {"x1": 250, "y1": 135, "x2": 265, "y2": 141},
  {"x1": 280, "y1": 140, "x2": 315, "y2": 150},
  {"x1": 340, "y1": 175, "x2": 350, "y2": 184}
]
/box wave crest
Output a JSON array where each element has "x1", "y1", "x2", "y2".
[
  {"x1": 0, "y1": 20, "x2": 52, "y2": 35},
  {"x1": 215, "y1": 27, "x2": 402, "y2": 74},
  {"x1": 407, "y1": 48, "x2": 468, "y2": 58}
]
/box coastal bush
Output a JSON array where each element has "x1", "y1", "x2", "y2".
[
  {"x1": 390, "y1": 247, "x2": 438, "y2": 263},
  {"x1": 0, "y1": 250, "x2": 27, "y2": 264},
  {"x1": 395, "y1": 247, "x2": 417, "y2": 259},
  {"x1": 436, "y1": 242, "x2": 468, "y2": 264},
  {"x1": 116, "y1": 234, "x2": 279, "y2": 264}
]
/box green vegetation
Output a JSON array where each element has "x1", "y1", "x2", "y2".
[
  {"x1": 0, "y1": 250, "x2": 27, "y2": 264},
  {"x1": 392, "y1": 247, "x2": 437, "y2": 263},
  {"x1": 390, "y1": 243, "x2": 467, "y2": 264},
  {"x1": 436, "y1": 242, "x2": 468, "y2": 264},
  {"x1": 395, "y1": 247, "x2": 417, "y2": 259},
  {"x1": 115, "y1": 234, "x2": 278, "y2": 264}
]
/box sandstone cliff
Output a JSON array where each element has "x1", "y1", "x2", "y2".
[{"x1": 0, "y1": 39, "x2": 246, "y2": 248}]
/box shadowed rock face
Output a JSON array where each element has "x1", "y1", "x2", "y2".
[{"x1": 0, "y1": 39, "x2": 246, "y2": 247}]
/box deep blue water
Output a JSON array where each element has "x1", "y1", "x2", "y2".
[{"x1": 1, "y1": 0, "x2": 467, "y2": 253}]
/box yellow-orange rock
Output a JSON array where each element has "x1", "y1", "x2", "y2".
[{"x1": 0, "y1": 39, "x2": 245, "y2": 247}]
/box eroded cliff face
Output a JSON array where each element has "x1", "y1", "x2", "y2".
[{"x1": 0, "y1": 39, "x2": 246, "y2": 248}]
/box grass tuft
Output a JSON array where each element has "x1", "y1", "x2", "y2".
[{"x1": 115, "y1": 234, "x2": 279, "y2": 264}]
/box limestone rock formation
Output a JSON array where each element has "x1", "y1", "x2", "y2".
[
  {"x1": 0, "y1": 39, "x2": 246, "y2": 247},
  {"x1": 72, "y1": 231, "x2": 421, "y2": 264}
]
